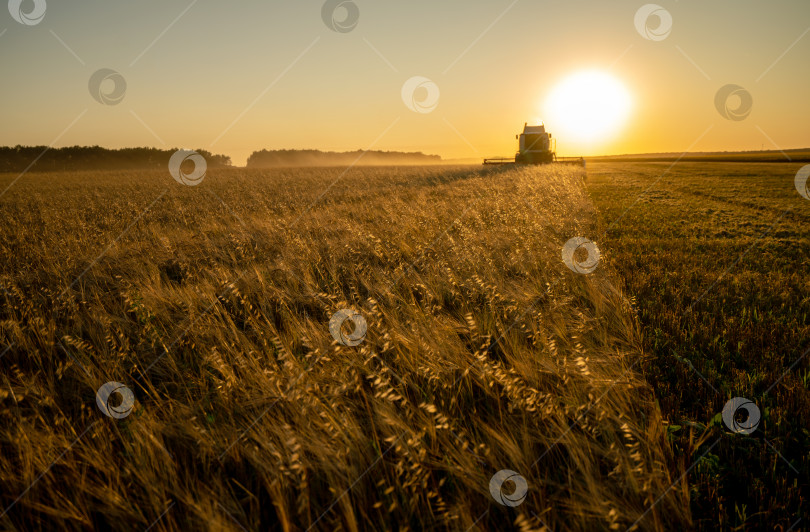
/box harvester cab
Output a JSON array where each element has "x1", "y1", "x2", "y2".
[{"x1": 516, "y1": 123, "x2": 554, "y2": 164}]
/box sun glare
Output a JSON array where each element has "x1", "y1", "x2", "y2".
[{"x1": 543, "y1": 70, "x2": 632, "y2": 146}]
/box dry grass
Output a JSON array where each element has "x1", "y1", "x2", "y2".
[{"x1": 0, "y1": 164, "x2": 687, "y2": 531}]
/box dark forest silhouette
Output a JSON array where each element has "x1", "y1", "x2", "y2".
[
  {"x1": 0, "y1": 146, "x2": 231, "y2": 173},
  {"x1": 0, "y1": 146, "x2": 445, "y2": 172}
]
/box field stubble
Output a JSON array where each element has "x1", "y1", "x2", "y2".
[{"x1": 588, "y1": 162, "x2": 809, "y2": 530}]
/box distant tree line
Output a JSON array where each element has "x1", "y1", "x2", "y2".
[
  {"x1": 0, "y1": 146, "x2": 232, "y2": 173},
  {"x1": 246, "y1": 149, "x2": 442, "y2": 168}
]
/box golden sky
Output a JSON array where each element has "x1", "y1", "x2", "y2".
[{"x1": 2, "y1": 1, "x2": 809, "y2": 165}]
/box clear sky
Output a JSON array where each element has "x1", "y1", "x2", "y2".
[{"x1": 2, "y1": 0, "x2": 809, "y2": 165}]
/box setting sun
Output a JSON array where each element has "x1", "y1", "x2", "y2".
[{"x1": 543, "y1": 70, "x2": 632, "y2": 146}]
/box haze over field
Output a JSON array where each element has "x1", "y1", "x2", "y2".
[{"x1": 2, "y1": 1, "x2": 809, "y2": 165}]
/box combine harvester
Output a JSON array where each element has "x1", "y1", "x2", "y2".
[{"x1": 484, "y1": 123, "x2": 586, "y2": 167}]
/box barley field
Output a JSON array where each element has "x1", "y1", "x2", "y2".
[{"x1": 0, "y1": 165, "x2": 689, "y2": 531}]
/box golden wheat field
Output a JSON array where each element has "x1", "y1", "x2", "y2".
[{"x1": 0, "y1": 164, "x2": 692, "y2": 531}]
